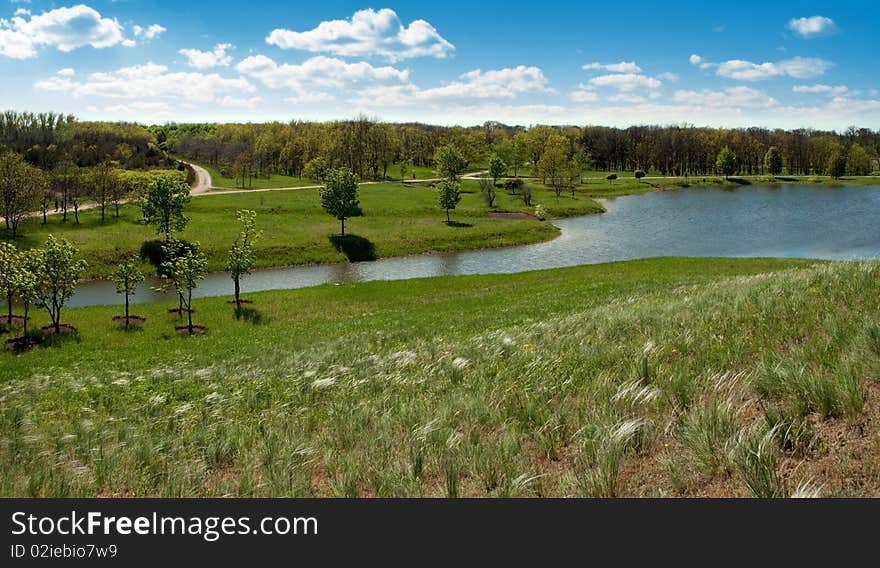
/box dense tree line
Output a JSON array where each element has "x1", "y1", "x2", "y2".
[{"x1": 154, "y1": 118, "x2": 880, "y2": 185}]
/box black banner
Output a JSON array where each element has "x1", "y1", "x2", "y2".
[{"x1": 0, "y1": 499, "x2": 874, "y2": 564}]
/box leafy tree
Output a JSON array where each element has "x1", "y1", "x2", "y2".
[
  {"x1": 434, "y1": 144, "x2": 467, "y2": 182},
  {"x1": 501, "y1": 133, "x2": 528, "y2": 177},
  {"x1": 634, "y1": 170, "x2": 646, "y2": 183},
  {"x1": 479, "y1": 178, "x2": 497, "y2": 208},
  {"x1": 574, "y1": 149, "x2": 594, "y2": 183},
  {"x1": 226, "y1": 209, "x2": 262, "y2": 307},
  {"x1": 0, "y1": 151, "x2": 42, "y2": 238},
  {"x1": 399, "y1": 159, "x2": 412, "y2": 181},
  {"x1": 160, "y1": 240, "x2": 208, "y2": 334},
  {"x1": 606, "y1": 173, "x2": 618, "y2": 186},
  {"x1": 320, "y1": 168, "x2": 360, "y2": 237},
  {"x1": 304, "y1": 156, "x2": 330, "y2": 182},
  {"x1": 11, "y1": 249, "x2": 42, "y2": 337},
  {"x1": 140, "y1": 174, "x2": 191, "y2": 242},
  {"x1": 0, "y1": 241, "x2": 22, "y2": 324},
  {"x1": 537, "y1": 135, "x2": 571, "y2": 197},
  {"x1": 521, "y1": 184, "x2": 533, "y2": 206},
  {"x1": 847, "y1": 143, "x2": 871, "y2": 176},
  {"x1": 36, "y1": 235, "x2": 87, "y2": 334},
  {"x1": 505, "y1": 177, "x2": 524, "y2": 195},
  {"x1": 716, "y1": 146, "x2": 737, "y2": 179},
  {"x1": 488, "y1": 154, "x2": 507, "y2": 185},
  {"x1": 111, "y1": 254, "x2": 144, "y2": 327},
  {"x1": 764, "y1": 146, "x2": 783, "y2": 177},
  {"x1": 829, "y1": 152, "x2": 847, "y2": 179},
  {"x1": 438, "y1": 180, "x2": 462, "y2": 223},
  {"x1": 89, "y1": 162, "x2": 120, "y2": 223}
]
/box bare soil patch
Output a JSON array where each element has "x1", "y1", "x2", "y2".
[
  {"x1": 40, "y1": 324, "x2": 77, "y2": 335},
  {"x1": 175, "y1": 325, "x2": 208, "y2": 336},
  {"x1": 4, "y1": 336, "x2": 42, "y2": 353},
  {"x1": 112, "y1": 315, "x2": 146, "y2": 328}
]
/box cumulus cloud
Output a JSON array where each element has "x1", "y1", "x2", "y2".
[
  {"x1": 133, "y1": 24, "x2": 166, "y2": 41},
  {"x1": 582, "y1": 61, "x2": 641, "y2": 73},
  {"x1": 792, "y1": 84, "x2": 849, "y2": 95},
  {"x1": 34, "y1": 62, "x2": 255, "y2": 103},
  {"x1": 179, "y1": 43, "x2": 234, "y2": 69},
  {"x1": 0, "y1": 4, "x2": 125, "y2": 59},
  {"x1": 349, "y1": 65, "x2": 552, "y2": 107},
  {"x1": 266, "y1": 8, "x2": 453, "y2": 61},
  {"x1": 788, "y1": 16, "x2": 836, "y2": 38},
  {"x1": 569, "y1": 88, "x2": 599, "y2": 103},
  {"x1": 672, "y1": 86, "x2": 780, "y2": 109},
  {"x1": 657, "y1": 72, "x2": 679, "y2": 82},
  {"x1": 588, "y1": 73, "x2": 662, "y2": 91},
  {"x1": 691, "y1": 54, "x2": 831, "y2": 80}
]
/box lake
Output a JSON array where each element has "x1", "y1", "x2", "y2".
[{"x1": 69, "y1": 184, "x2": 880, "y2": 307}]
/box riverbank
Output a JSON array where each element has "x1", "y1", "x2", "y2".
[
  {"x1": 8, "y1": 181, "x2": 602, "y2": 279},
  {"x1": 4, "y1": 256, "x2": 879, "y2": 497}
]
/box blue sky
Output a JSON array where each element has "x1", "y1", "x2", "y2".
[{"x1": 1, "y1": 0, "x2": 878, "y2": 128}]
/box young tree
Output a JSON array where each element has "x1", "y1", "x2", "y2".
[
  {"x1": 716, "y1": 146, "x2": 737, "y2": 179},
  {"x1": 438, "y1": 180, "x2": 461, "y2": 223},
  {"x1": 828, "y1": 152, "x2": 847, "y2": 179},
  {"x1": 479, "y1": 177, "x2": 497, "y2": 208},
  {"x1": 634, "y1": 170, "x2": 646, "y2": 183},
  {"x1": 488, "y1": 154, "x2": 507, "y2": 185},
  {"x1": 0, "y1": 241, "x2": 21, "y2": 324},
  {"x1": 89, "y1": 162, "x2": 119, "y2": 223},
  {"x1": 434, "y1": 144, "x2": 467, "y2": 182},
  {"x1": 111, "y1": 254, "x2": 144, "y2": 327},
  {"x1": 606, "y1": 173, "x2": 618, "y2": 186},
  {"x1": 0, "y1": 152, "x2": 42, "y2": 238},
  {"x1": 160, "y1": 241, "x2": 208, "y2": 334},
  {"x1": 226, "y1": 209, "x2": 262, "y2": 307},
  {"x1": 140, "y1": 174, "x2": 191, "y2": 242},
  {"x1": 574, "y1": 149, "x2": 594, "y2": 183},
  {"x1": 764, "y1": 146, "x2": 783, "y2": 177},
  {"x1": 36, "y1": 235, "x2": 88, "y2": 334},
  {"x1": 304, "y1": 156, "x2": 330, "y2": 182},
  {"x1": 11, "y1": 249, "x2": 42, "y2": 338},
  {"x1": 399, "y1": 159, "x2": 411, "y2": 182},
  {"x1": 319, "y1": 168, "x2": 360, "y2": 237}
]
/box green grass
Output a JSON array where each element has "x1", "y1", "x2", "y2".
[
  {"x1": 203, "y1": 165, "x2": 317, "y2": 190},
  {"x1": 3, "y1": 256, "x2": 878, "y2": 497},
  {"x1": 8, "y1": 181, "x2": 598, "y2": 279}
]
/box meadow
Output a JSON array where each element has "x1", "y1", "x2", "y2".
[
  {"x1": 10, "y1": 180, "x2": 602, "y2": 279},
  {"x1": 2, "y1": 256, "x2": 878, "y2": 498}
]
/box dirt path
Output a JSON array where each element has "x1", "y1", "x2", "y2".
[{"x1": 184, "y1": 161, "x2": 213, "y2": 195}]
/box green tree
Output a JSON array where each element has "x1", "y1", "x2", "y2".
[
  {"x1": 764, "y1": 146, "x2": 783, "y2": 177},
  {"x1": 574, "y1": 149, "x2": 594, "y2": 183},
  {"x1": 606, "y1": 173, "x2": 618, "y2": 186},
  {"x1": 829, "y1": 152, "x2": 847, "y2": 179},
  {"x1": 438, "y1": 180, "x2": 462, "y2": 223},
  {"x1": 634, "y1": 170, "x2": 646, "y2": 183},
  {"x1": 36, "y1": 235, "x2": 88, "y2": 334},
  {"x1": 160, "y1": 240, "x2": 207, "y2": 334},
  {"x1": 434, "y1": 144, "x2": 467, "y2": 182},
  {"x1": 479, "y1": 177, "x2": 497, "y2": 208},
  {"x1": 488, "y1": 154, "x2": 507, "y2": 185},
  {"x1": 89, "y1": 162, "x2": 120, "y2": 223},
  {"x1": 11, "y1": 249, "x2": 42, "y2": 338},
  {"x1": 111, "y1": 254, "x2": 144, "y2": 327},
  {"x1": 716, "y1": 146, "x2": 737, "y2": 179},
  {"x1": 537, "y1": 135, "x2": 571, "y2": 197},
  {"x1": 847, "y1": 143, "x2": 871, "y2": 176},
  {"x1": 320, "y1": 168, "x2": 360, "y2": 237},
  {"x1": 304, "y1": 156, "x2": 330, "y2": 182},
  {"x1": 398, "y1": 158, "x2": 412, "y2": 182},
  {"x1": 226, "y1": 209, "x2": 262, "y2": 307},
  {"x1": 0, "y1": 152, "x2": 43, "y2": 238},
  {"x1": 0, "y1": 241, "x2": 22, "y2": 324},
  {"x1": 140, "y1": 174, "x2": 191, "y2": 242}
]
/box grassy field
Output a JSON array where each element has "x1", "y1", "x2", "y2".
[
  {"x1": 203, "y1": 165, "x2": 317, "y2": 190},
  {"x1": 8, "y1": 182, "x2": 602, "y2": 279},
  {"x1": 2, "y1": 256, "x2": 879, "y2": 498}
]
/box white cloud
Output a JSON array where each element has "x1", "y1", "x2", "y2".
[
  {"x1": 569, "y1": 88, "x2": 599, "y2": 103},
  {"x1": 694, "y1": 56, "x2": 831, "y2": 80},
  {"x1": 266, "y1": 8, "x2": 453, "y2": 61},
  {"x1": 788, "y1": 16, "x2": 836, "y2": 38},
  {"x1": 0, "y1": 4, "x2": 125, "y2": 59},
  {"x1": 179, "y1": 43, "x2": 234, "y2": 69},
  {"x1": 793, "y1": 84, "x2": 849, "y2": 95},
  {"x1": 217, "y1": 96, "x2": 263, "y2": 109},
  {"x1": 34, "y1": 61, "x2": 255, "y2": 103},
  {"x1": 657, "y1": 72, "x2": 679, "y2": 82},
  {"x1": 236, "y1": 55, "x2": 410, "y2": 97},
  {"x1": 349, "y1": 65, "x2": 553, "y2": 107},
  {"x1": 57, "y1": 67, "x2": 75, "y2": 76},
  {"x1": 583, "y1": 61, "x2": 641, "y2": 73},
  {"x1": 588, "y1": 73, "x2": 662, "y2": 91},
  {"x1": 133, "y1": 24, "x2": 166, "y2": 41},
  {"x1": 672, "y1": 86, "x2": 780, "y2": 109}
]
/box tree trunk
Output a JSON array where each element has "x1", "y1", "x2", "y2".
[
  {"x1": 234, "y1": 276, "x2": 241, "y2": 307},
  {"x1": 101, "y1": 202, "x2": 106, "y2": 223},
  {"x1": 22, "y1": 303, "x2": 28, "y2": 337},
  {"x1": 187, "y1": 289, "x2": 193, "y2": 334},
  {"x1": 125, "y1": 292, "x2": 130, "y2": 327},
  {"x1": 446, "y1": 209, "x2": 450, "y2": 223},
  {"x1": 6, "y1": 292, "x2": 12, "y2": 324},
  {"x1": 341, "y1": 218, "x2": 345, "y2": 237}
]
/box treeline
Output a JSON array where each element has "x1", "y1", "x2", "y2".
[
  {"x1": 153, "y1": 117, "x2": 880, "y2": 184},
  {"x1": 1, "y1": 111, "x2": 174, "y2": 170}
]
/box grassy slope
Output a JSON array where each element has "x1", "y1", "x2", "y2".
[
  {"x1": 9, "y1": 182, "x2": 601, "y2": 279},
  {"x1": 4, "y1": 257, "x2": 878, "y2": 498}
]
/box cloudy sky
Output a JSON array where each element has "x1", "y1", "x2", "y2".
[{"x1": 1, "y1": 0, "x2": 877, "y2": 128}]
